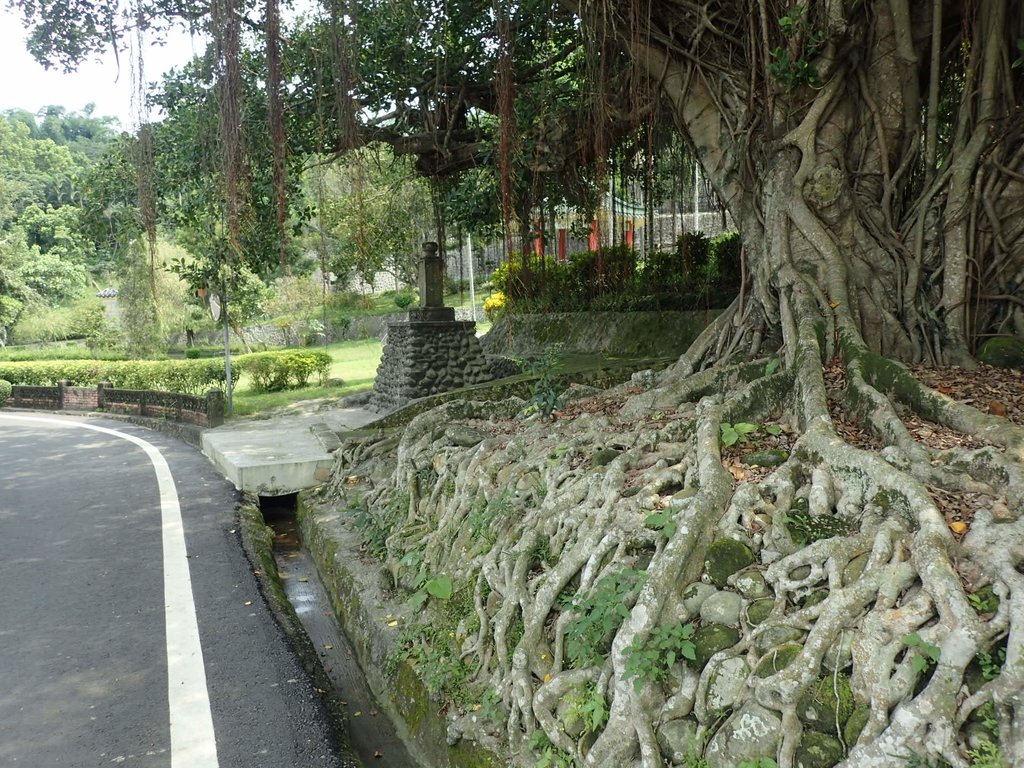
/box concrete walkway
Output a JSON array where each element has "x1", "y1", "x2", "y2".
[{"x1": 201, "y1": 400, "x2": 379, "y2": 495}]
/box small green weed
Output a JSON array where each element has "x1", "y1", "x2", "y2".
[
  {"x1": 644, "y1": 510, "x2": 677, "y2": 539},
  {"x1": 351, "y1": 493, "x2": 406, "y2": 560},
  {"x1": 415, "y1": 465, "x2": 439, "y2": 494},
  {"x1": 964, "y1": 702, "x2": 1004, "y2": 767},
  {"x1": 903, "y1": 755, "x2": 952, "y2": 768},
  {"x1": 529, "y1": 538, "x2": 553, "y2": 569},
  {"x1": 967, "y1": 740, "x2": 1005, "y2": 768},
  {"x1": 563, "y1": 568, "x2": 647, "y2": 668},
  {"x1": 719, "y1": 421, "x2": 782, "y2": 447},
  {"x1": 768, "y1": 4, "x2": 826, "y2": 90},
  {"x1": 466, "y1": 491, "x2": 514, "y2": 538},
  {"x1": 390, "y1": 621, "x2": 475, "y2": 709},
  {"x1": 564, "y1": 683, "x2": 608, "y2": 735},
  {"x1": 680, "y1": 753, "x2": 710, "y2": 768},
  {"x1": 407, "y1": 573, "x2": 454, "y2": 610},
  {"x1": 902, "y1": 633, "x2": 941, "y2": 674},
  {"x1": 523, "y1": 345, "x2": 565, "y2": 420},
  {"x1": 978, "y1": 647, "x2": 1006, "y2": 681},
  {"x1": 623, "y1": 622, "x2": 697, "y2": 691},
  {"x1": 397, "y1": 550, "x2": 454, "y2": 609},
  {"x1": 769, "y1": 47, "x2": 820, "y2": 89},
  {"x1": 477, "y1": 687, "x2": 503, "y2": 724},
  {"x1": 528, "y1": 731, "x2": 575, "y2": 768},
  {"x1": 968, "y1": 586, "x2": 1000, "y2": 615}
]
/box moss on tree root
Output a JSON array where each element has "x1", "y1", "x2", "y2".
[{"x1": 308, "y1": 284, "x2": 1024, "y2": 767}]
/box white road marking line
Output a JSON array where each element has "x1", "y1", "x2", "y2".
[{"x1": 0, "y1": 415, "x2": 220, "y2": 768}]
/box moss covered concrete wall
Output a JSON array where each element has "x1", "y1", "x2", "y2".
[{"x1": 481, "y1": 310, "x2": 721, "y2": 359}]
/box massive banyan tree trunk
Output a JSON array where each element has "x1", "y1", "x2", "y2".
[
  {"x1": 318, "y1": 3, "x2": 1024, "y2": 768},
  {"x1": 623, "y1": 0, "x2": 1024, "y2": 369}
]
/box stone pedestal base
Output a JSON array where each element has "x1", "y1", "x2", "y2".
[
  {"x1": 406, "y1": 307, "x2": 455, "y2": 322},
  {"x1": 369, "y1": 319, "x2": 493, "y2": 412}
]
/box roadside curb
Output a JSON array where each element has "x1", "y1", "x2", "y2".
[
  {"x1": 297, "y1": 497, "x2": 504, "y2": 768},
  {"x1": 86, "y1": 411, "x2": 206, "y2": 448},
  {"x1": 0, "y1": 407, "x2": 205, "y2": 448}
]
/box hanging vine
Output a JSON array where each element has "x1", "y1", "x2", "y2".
[{"x1": 266, "y1": 0, "x2": 289, "y2": 272}]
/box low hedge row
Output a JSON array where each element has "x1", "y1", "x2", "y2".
[
  {"x1": 0, "y1": 346, "x2": 130, "y2": 362},
  {"x1": 0, "y1": 350, "x2": 332, "y2": 395},
  {"x1": 0, "y1": 359, "x2": 234, "y2": 394}
]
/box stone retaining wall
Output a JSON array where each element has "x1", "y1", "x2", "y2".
[
  {"x1": 481, "y1": 309, "x2": 721, "y2": 359},
  {"x1": 297, "y1": 499, "x2": 503, "y2": 768}
]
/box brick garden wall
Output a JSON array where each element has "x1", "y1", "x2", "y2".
[{"x1": 6, "y1": 381, "x2": 225, "y2": 428}]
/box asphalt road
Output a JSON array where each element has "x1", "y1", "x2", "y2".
[{"x1": 0, "y1": 413, "x2": 349, "y2": 768}]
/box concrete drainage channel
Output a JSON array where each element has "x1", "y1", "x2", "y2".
[{"x1": 251, "y1": 493, "x2": 415, "y2": 768}]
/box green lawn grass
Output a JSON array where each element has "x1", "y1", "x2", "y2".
[{"x1": 230, "y1": 338, "x2": 382, "y2": 417}]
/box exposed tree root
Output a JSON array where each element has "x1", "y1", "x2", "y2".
[{"x1": 321, "y1": 298, "x2": 1024, "y2": 768}]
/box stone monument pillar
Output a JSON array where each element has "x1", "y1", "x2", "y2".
[
  {"x1": 409, "y1": 242, "x2": 455, "y2": 322},
  {"x1": 418, "y1": 242, "x2": 446, "y2": 309},
  {"x1": 369, "y1": 242, "x2": 493, "y2": 412}
]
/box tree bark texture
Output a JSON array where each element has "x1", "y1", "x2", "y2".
[{"x1": 620, "y1": 0, "x2": 1024, "y2": 367}]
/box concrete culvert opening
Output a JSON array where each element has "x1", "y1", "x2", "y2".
[
  {"x1": 258, "y1": 491, "x2": 298, "y2": 519},
  {"x1": 258, "y1": 493, "x2": 300, "y2": 549}
]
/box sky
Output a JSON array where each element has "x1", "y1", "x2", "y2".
[{"x1": 0, "y1": 14, "x2": 206, "y2": 128}]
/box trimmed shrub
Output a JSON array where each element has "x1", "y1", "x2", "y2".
[
  {"x1": 238, "y1": 350, "x2": 332, "y2": 392},
  {"x1": 393, "y1": 291, "x2": 416, "y2": 309},
  {"x1": 0, "y1": 379, "x2": 11, "y2": 406}
]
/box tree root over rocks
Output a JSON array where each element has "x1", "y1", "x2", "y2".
[{"x1": 318, "y1": 295, "x2": 1024, "y2": 768}]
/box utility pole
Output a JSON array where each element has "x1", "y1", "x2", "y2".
[
  {"x1": 467, "y1": 232, "x2": 477, "y2": 322},
  {"x1": 223, "y1": 296, "x2": 233, "y2": 417},
  {"x1": 211, "y1": 288, "x2": 233, "y2": 418}
]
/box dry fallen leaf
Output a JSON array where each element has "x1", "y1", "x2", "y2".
[
  {"x1": 949, "y1": 521, "x2": 968, "y2": 535},
  {"x1": 373, "y1": 751, "x2": 384, "y2": 759},
  {"x1": 323, "y1": 643, "x2": 334, "y2": 650}
]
